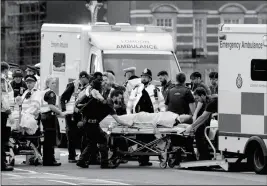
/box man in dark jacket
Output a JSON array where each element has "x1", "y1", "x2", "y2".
[
  {"x1": 165, "y1": 72, "x2": 196, "y2": 117},
  {"x1": 10, "y1": 69, "x2": 27, "y2": 98},
  {"x1": 190, "y1": 72, "x2": 211, "y2": 95},
  {"x1": 157, "y1": 70, "x2": 175, "y2": 100}
]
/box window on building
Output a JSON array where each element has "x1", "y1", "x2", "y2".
[
  {"x1": 251, "y1": 59, "x2": 267, "y2": 81},
  {"x1": 156, "y1": 18, "x2": 172, "y2": 27},
  {"x1": 223, "y1": 18, "x2": 240, "y2": 24},
  {"x1": 53, "y1": 53, "x2": 65, "y2": 72},
  {"x1": 219, "y1": 4, "x2": 245, "y2": 24},
  {"x1": 193, "y1": 17, "x2": 206, "y2": 53}
]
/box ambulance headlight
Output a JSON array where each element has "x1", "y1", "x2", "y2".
[
  {"x1": 136, "y1": 26, "x2": 145, "y2": 32},
  {"x1": 263, "y1": 35, "x2": 267, "y2": 46}
]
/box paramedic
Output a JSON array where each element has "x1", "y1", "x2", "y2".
[
  {"x1": 185, "y1": 95, "x2": 218, "y2": 160},
  {"x1": 123, "y1": 67, "x2": 141, "y2": 105},
  {"x1": 165, "y1": 72, "x2": 195, "y2": 119},
  {"x1": 25, "y1": 65, "x2": 40, "y2": 90},
  {"x1": 193, "y1": 87, "x2": 212, "y2": 121},
  {"x1": 190, "y1": 72, "x2": 211, "y2": 95},
  {"x1": 209, "y1": 72, "x2": 218, "y2": 95},
  {"x1": 109, "y1": 89, "x2": 126, "y2": 116},
  {"x1": 127, "y1": 68, "x2": 165, "y2": 166},
  {"x1": 1, "y1": 62, "x2": 14, "y2": 171},
  {"x1": 102, "y1": 72, "x2": 116, "y2": 99},
  {"x1": 76, "y1": 83, "x2": 131, "y2": 169},
  {"x1": 106, "y1": 71, "x2": 126, "y2": 93},
  {"x1": 10, "y1": 69, "x2": 27, "y2": 98},
  {"x1": 41, "y1": 77, "x2": 66, "y2": 166},
  {"x1": 157, "y1": 70, "x2": 175, "y2": 100},
  {"x1": 60, "y1": 71, "x2": 90, "y2": 163}
]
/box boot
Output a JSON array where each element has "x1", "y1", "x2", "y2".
[
  {"x1": 1, "y1": 165, "x2": 14, "y2": 171},
  {"x1": 76, "y1": 160, "x2": 89, "y2": 168}
]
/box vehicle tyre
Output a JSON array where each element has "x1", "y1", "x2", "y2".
[{"x1": 248, "y1": 144, "x2": 267, "y2": 175}]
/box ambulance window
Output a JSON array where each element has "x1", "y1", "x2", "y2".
[
  {"x1": 90, "y1": 54, "x2": 98, "y2": 73},
  {"x1": 53, "y1": 53, "x2": 65, "y2": 72},
  {"x1": 251, "y1": 59, "x2": 267, "y2": 81}
]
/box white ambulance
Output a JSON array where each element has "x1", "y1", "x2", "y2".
[
  {"x1": 179, "y1": 24, "x2": 267, "y2": 175},
  {"x1": 40, "y1": 23, "x2": 181, "y2": 145}
]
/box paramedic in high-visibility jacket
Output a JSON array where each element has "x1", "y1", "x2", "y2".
[
  {"x1": 127, "y1": 68, "x2": 165, "y2": 166},
  {"x1": 123, "y1": 67, "x2": 141, "y2": 105},
  {"x1": 60, "y1": 71, "x2": 90, "y2": 163},
  {"x1": 1, "y1": 62, "x2": 14, "y2": 171},
  {"x1": 40, "y1": 77, "x2": 66, "y2": 166}
]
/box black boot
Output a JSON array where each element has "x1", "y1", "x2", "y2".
[
  {"x1": 76, "y1": 160, "x2": 89, "y2": 168},
  {"x1": 1, "y1": 165, "x2": 14, "y2": 171}
]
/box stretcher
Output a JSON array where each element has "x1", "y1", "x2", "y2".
[{"x1": 103, "y1": 122, "x2": 191, "y2": 168}]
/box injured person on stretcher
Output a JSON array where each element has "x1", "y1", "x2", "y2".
[{"x1": 106, "y1": 111, "x2": 193, "y2": 138}]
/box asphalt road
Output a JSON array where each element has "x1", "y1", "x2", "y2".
[{"x1": 1, "y1": 148, "x2": 267, "y2": 185}]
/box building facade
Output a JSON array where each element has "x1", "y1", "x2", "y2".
[
  {"x1": 130, "y1": 1, "x2": 267, "y2": 83},
  {"x1": 2, "y1": 1, "x2": 267, "y2": 84},
  {"x1": 2, "y1": 1, "x2": 46, "y2": 66}
]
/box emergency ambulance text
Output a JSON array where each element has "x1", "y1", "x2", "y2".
[
  {"x1": 51, "y1": 42, "x2": 68, "y2": 48},
  {"x1": 220, "y1": 41, "x2": 264, "y2": 50}
]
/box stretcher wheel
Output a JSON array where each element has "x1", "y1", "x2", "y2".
[
  {"x1": 168, "y1": 159, "x2": 176, "y2": 168},
  {"x1": 159, "y1": 161, "x2": 167, "y2": 169}
]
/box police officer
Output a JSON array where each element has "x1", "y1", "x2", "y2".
[
  {"x1": 60, "y1": 71, "x2": 90, "y2": 163},
  {"x1": 127, "y1": 68, "x2": 165, "y2": 114},
  {"x1": 19, "y1": 75, "x2": 42, "y2": 159},
  {"x1": 10, "y1": 69, "x2": 27, "y2": 98},
  {"x1": 1, "y1": 62, "x2": 14, "y2": 171},
  {"x1": 76, "y1": 82, "x2": 131, "y2": 169},
  {"x1": 25, "y1": 65, "x2": 40, "y2": 90},
  {"x1": 41, "y1": 77, "x2": 66, "y2": 166},
  {"x1": 127, "y1": 68, "x2": 166, "y2": 166}
]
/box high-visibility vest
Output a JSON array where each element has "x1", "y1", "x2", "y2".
[
  {"x1": 1, "y1": 75, "x2": 14, "y2": 112},
  {"x1": 40, "y1": 89, "x2": 52, "y2": 113},
  {"x1": 65, "y1": 80, "x2": 80, "y2": 113},
  {"x1": 21, "y1": 89, "x2": 41, "y2": 115}
]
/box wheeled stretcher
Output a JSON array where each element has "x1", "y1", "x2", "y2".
[{"x1": 103, "y1": 122, "x2": 191, "y2": 168}]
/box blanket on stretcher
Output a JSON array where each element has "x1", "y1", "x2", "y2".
[{"x1": 116, "y1": 111, "x2": 180, "y2": 128}]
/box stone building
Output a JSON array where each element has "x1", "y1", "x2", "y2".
[{"x1": 129, "y1": 1, "x2": 267, "y2": 83}]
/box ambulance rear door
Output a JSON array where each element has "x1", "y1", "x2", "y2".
[{"x1": 87, "y1": 46, "x2": 103, "y2": 74}]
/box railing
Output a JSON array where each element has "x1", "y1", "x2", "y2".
[{"x1": 204, "y1": 126, "x2": 218, "y2": 160}]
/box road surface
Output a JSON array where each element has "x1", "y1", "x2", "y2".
[{"x1": 1, "y1": 148, "x2": 266, "y2": 185}]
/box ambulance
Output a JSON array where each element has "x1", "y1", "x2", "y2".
[
  {"x1": 179, "y1": 24, "x2": 267, "y2": 175},
  {"x1": 40, "y1": 22, "x2": 181, "y2": 145}
]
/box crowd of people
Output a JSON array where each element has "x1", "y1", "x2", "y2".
[{"x1": 1, "y1": 60, "x2": 218, "y2": 171}]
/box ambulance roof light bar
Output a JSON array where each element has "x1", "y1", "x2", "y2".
[
  {"x1": 94, "y1": 22, "x2": 109, "y2": 25},
  {"x1": 115, "y1": 23, "x2": 131, "y2": 26}
]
